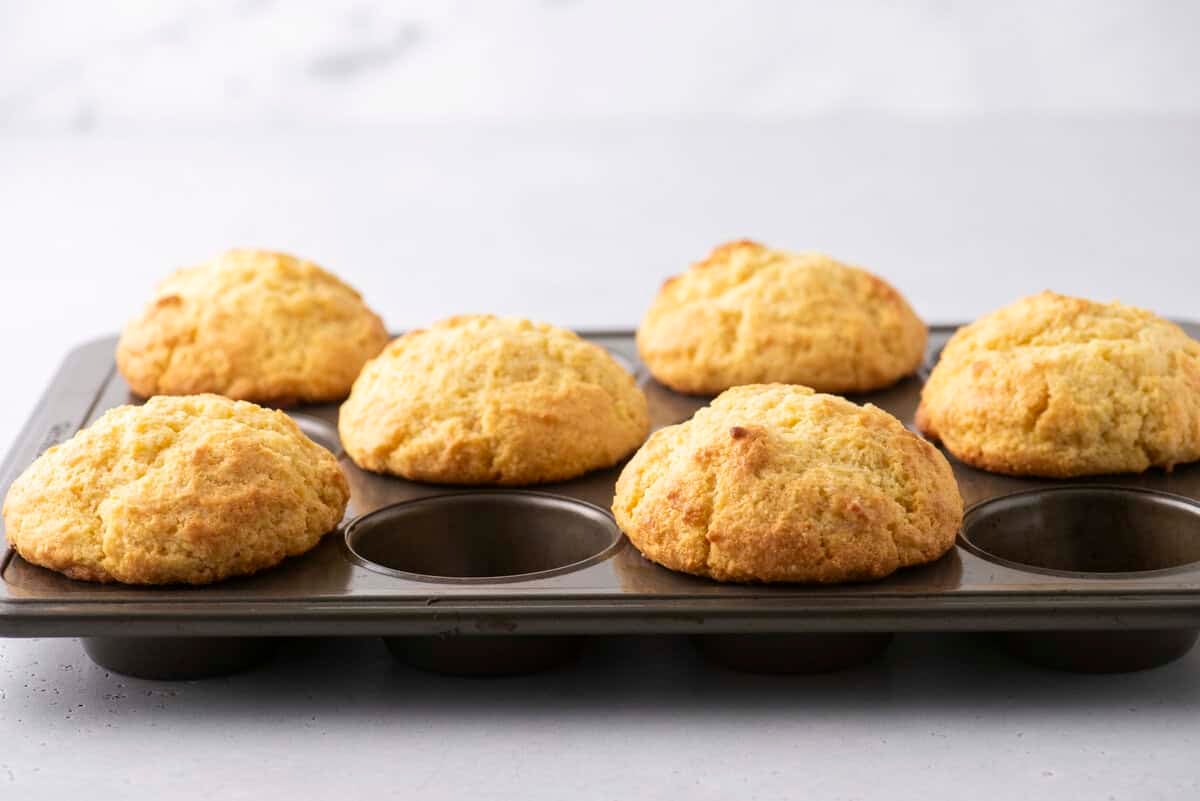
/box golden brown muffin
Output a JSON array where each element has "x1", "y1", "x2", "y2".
[
  {"x1": 612, "y1": 384, "x2": 962, "y2": 583},
  {"x1": 2, "y1": 395, "x2": 349, "y2": 585},
  {"x1": 917, "y1": 291, "x2": 1200, "y2": 477},
  {"x1": 339, "y1": 315, "x2": 650, "y2": 485},
  {"x1": 117, "y1": 249, "x2": 389, "y2": 405},
  {"x1": 637, "y1": 240, "x2": 927, "y2": 395}
]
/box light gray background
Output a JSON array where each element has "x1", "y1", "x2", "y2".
[{"x1": 2, "y1": 3, "x2": 1199, "y2": 799}]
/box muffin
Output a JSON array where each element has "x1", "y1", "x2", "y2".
[
  {"x1": 2, "y1": 394, "x2": 349, "y2": 585},
  {"x1": 637, "y1": 240, "x2": 927, "y2": 395},
  {"x1": 613, "y1": 384, "x2": 962, "y2": 583},
  {"x1": 117, "y1": 249, "x2": 388, "y2": 405},
  {"x1": 339, "y1": 315, "x2": 650, "y2": 485},
  {"x1": 917, "y1": 291, "x2": 1200, "y2": 477}
]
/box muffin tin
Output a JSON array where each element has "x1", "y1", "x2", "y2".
[{"x1": 4, "y1": 326, "x2": 1200, "y2": 678}]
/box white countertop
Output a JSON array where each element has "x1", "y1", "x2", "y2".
[
  {"x1": 3, "y1": 633, "x2": 1200, "y2": 800},
  {"x1": 2, "y1": 117, "x2": 1200, "y2": 800}
]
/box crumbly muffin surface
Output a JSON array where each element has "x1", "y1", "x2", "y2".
[
  {"x1": 3, "y1": 394, "x2": 349, "y2": 584},
  {"x1": 917, "y1": 291, "x2": 1200, "y2": 477},
  {"x1": 614, "y1": 384, "x2": 962, "y2": 583},
  {"x1": 339, "y1": 315, "x2": 650, "y2": 485},
  {"x1": 117, "y1": 249, "x2": 388, "y2": 404},
  {"x1": 637, "y1": 240, "x2": 927, "y2": 395}
]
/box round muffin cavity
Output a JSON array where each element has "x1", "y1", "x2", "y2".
[
  {"x1": 637, "y1": 240, "x2": 927, "y2": 395},
  {"x1": 117, "y1": 249, "x2": 389, "y2": 405},
  {"x1": 612, "y1": 384, "x2": 962, "y2": 583},
  {"x1": 917, "y1": 291, "x2": 1200, "y2": 477},
  {"x1": 338, "y1": 315, "x2": 651, "y2": 486},
  {"x1": 2, "y1": 394, "x2": 349, "y2": 585}
]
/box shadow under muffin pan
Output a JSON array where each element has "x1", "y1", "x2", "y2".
[{"x1": 5, "y1": 330, "x2": 1200, "y2": 680}]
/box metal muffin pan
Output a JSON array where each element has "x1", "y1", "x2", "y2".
[{"x1": 4, "y1": 326, "x2": 1200, "y2": 678}]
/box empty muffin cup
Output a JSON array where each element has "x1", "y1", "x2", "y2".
[
  {"x1": 961, "y1": 486, "x2": 1200, "y2": 576},
  {"x1": 693, "y1": 632, "x2": 894, "y2": 674},
  {"x1": 345, "y1": 491, "x2": 621, "y2": 675},
  {"x1": 344, "y1": 491, "x2": 622, "y2": 582},
  {"x1": 962, "y1": 486, "x2": 1200, "y2": 672}
]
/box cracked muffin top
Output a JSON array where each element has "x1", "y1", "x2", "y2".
[
  {"x1": 612, "y1": 383, "x2": 961, "y2": 583},
  {"x1": 116, "y1": 249, "x2": 389, "y2": 405},
  {"x1": 338, "y1": 314, "x2": 650, "y2": 486},
  {"x1": 917, "y1": 291, "x2": 1200, "y2": 477},
  {"x1": 636, "y1": 240, "x2": 927, "y2": 395},
  {"x1": 2, "y1": 394, "x2": 349, "y2": 585}
]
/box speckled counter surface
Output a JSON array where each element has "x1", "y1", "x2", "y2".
[{"x1": 3, "y1": 634, "x2": 1198, "y2": 800}]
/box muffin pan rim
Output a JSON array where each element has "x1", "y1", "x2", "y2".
[
  {"x1": 287, "y1": 412, "x2": 345, "y2": 458},
  {"x1": 5, "y1": 327, "x2": 1200, "y2": 641}
]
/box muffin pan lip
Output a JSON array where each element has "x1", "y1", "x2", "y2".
[
  {"x1": 600, "y1": 346, "x2": 643, "y2": 380},
  {"x1": 958, "y1": 485, "x2": 1200, "y2": 581},
  {"x1": 4, "y1": 327, "x2": 1200, "y2": 642},
  {"x1": 342, "y1": 490, "x2": 626, "y2": 585},
  {"x1": 287, "y1": 412, "x2": 345, "y2": 458},
  {"x1": 918, "y1": 342, "x2": 944, "y2": 382}
]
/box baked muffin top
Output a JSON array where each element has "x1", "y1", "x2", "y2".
[
  {"x1": 339, "y1": 314, "x2": 650, "y2": 485},
  {"x1": 637, "y1": 240, "x2": 927, "y2": 395},
  {"x1": 917, "y1": 291, "x2": 1200, "y2": 477},
  {"x1": 613, "y1": 383, "x2": 962, "y2": 583},
  {"x1": 3, "y1": 394, "x2": 349, "y2": 584},
  {"x1": 117, "y1": 249, "x2": 388, "y2": 405}
]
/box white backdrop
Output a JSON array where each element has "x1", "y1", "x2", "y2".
[{"x1": 3, "y1": 0, "x2": 1200, "y2": 127}]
